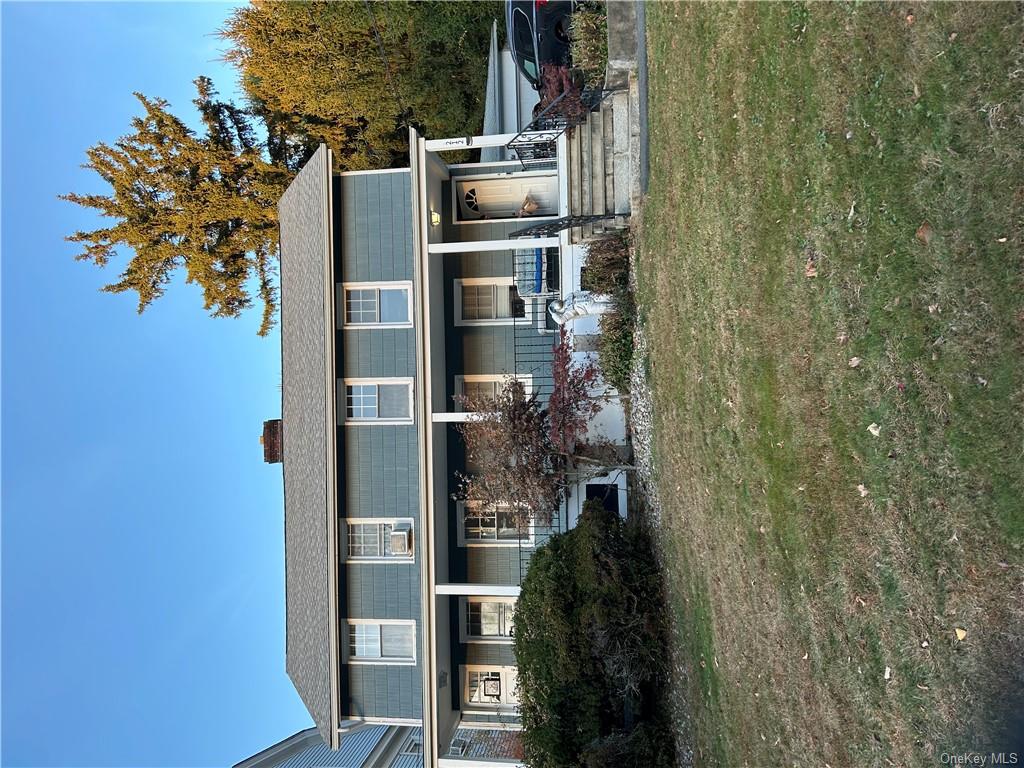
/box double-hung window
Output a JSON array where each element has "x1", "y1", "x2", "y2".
[
  {"x1": 458, "y1": 501, "x2": 532, "y2": 546},
  {"x1": 461, "y1": 598, "x2": 516, "y2": 642},
  {"x1": 347, "y1": 621, "x2": 416, "y2": 664},
  {"x1": 454, "y1": 374, "x2": 533, "y2": 411},
  {"x1": 341, "y1": 379, "x2": 413, "y2": 424},
  {"x1": 345, "y1": 519, "x2": 413, "y2": 562},
  {"x1": 340, "y1": 282, "x2": 412, "y2": 328},
  {"x1": 454, "y1": 278, "x2": 525, "y2": 326}
]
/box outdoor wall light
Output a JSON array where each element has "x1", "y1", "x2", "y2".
[{"x1": 430, "y1": 210, "x2": 441, "y2": 227}]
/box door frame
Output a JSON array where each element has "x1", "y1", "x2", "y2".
[{"x1": 451, "y1": 170, "x2": 559, "y2": 226}]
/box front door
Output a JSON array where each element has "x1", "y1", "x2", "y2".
[{"x1": 456, "y1": 174, "x2": 558, "y2": 222}]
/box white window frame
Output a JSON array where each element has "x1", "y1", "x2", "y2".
[
  {"x1": 339, "y1": 378, "x2": 414, "y2": 426},
  {"x1": 458, "y1": 597, "x2": 517, "y2": 644},
  {"x1": 456, "y1": 500, "x2": 534, "y2": 548},
  {"x1": 453, "y1": 374, "x2": 534, "y2": 412},
  {"x1": 343, "y1": 518, "x2": 415, "y2": 564},
  {"x1": 454, "y1": 277, "x2": 534, "y2": 327},
  {"x1": 338, "y1": 281, "x2": 413, "y2": 329},
  {"x1": 462, "y1": 665, "x2": 520, "y2": 712},
  {"x1": 345, "y1": 619, "x2": 417, "y2": 665}
]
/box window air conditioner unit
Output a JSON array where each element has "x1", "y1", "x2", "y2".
[{"x1": 389, "y1": 523, "x2": 413, "y2": 556}]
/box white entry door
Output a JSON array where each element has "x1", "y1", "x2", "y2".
[{"x1": 456, "y1": 174, "x2": 558, "y2": 222}]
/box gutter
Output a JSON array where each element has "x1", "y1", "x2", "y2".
[
  {"x1": 321, "y1": 146, "x2": 342, "y2": 751},
  {"x1": 409, "y1": 128, "x2": 438, "y2": 766}
]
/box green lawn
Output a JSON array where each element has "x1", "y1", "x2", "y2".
[{"x1": 637, "y1": 3, "x2": 1023, "y2": 766}]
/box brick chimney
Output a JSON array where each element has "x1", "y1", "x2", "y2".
[{"x1": 261, "y1": 419, "x2": 283, "y2": 464}]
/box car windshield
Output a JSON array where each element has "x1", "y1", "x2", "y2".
[{"x1": 510, "y1": 8, "x2": 538, "y2": 65}]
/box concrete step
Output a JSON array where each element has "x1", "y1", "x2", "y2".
[
  {"x1": 628, "y1": 72, "x2": 642, "y2": 215},
  {"x1": 603, "y1": 101, "x2": 616, "y2": 219},
  {"x1": 612, "y1": 89, "x2": 631, "y2": 215},
  {"x1": 590, "y1": 102, "x2": 606, "y2": 232}
]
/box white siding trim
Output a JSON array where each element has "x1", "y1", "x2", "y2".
[{"x1": 338, "y1": 168, "x2": 411, "y2": 177}]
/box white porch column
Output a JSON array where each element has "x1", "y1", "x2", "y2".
[
  {"x1": 432, "y1": 412, "x2": 499, "y2": 423},
  {"x1": 427, "y1": 237, "x2": 559, "y2": 254},
  {"x1": 435, "y1": 584, "x2": 521, "y2": 597},
  {"x1": 425, "y1": 131, "x2": 555, "y2": 152}
]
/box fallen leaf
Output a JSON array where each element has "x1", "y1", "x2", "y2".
[
  {"x1": 977, "y1": 376, "x2": 988, "y2": 387},
  {"x1": 917, "y1": 684, "x2": 929, "y2": 691},
  {"x1": 916, "y1": 221, "x2": 934, "y2": 245},
  {"x1": 955, "y1": 627, "x2": 967, "y2": 641},
  {"x1": 802, "y1": 652, "x2": 809, "y2": 660},
  {"x1": 836, "y1": 332, "x2": 849, "y2": 344},
  {"x1": 897, "y1": 381, "x2": 906, "y2": 392},
  {"x1": 913, "y1": 82, "x2": 921, "y2": 101},
  {"x1": 849, "y1": 356, "x2": 862, "y2": 368},
  {"x1": 884, "y1": 666, "x2": 892, "y2": 680},
  {"x1": 996, "y1": 237, "x2": 1008, "y2": 243},
  {"x1": 948, "y1": 32, "x2": 958, "y2": 42},
  {"x1": 928, "y1": 304, "x2": 939, "y2": 313},
  {"x1": 805, "y1": 258, "x2": 818, "y2": 278},
  {"x1": 867, "y1": 423, "x2": 881, "y2": 437},
  {"x1": 921, "y1": 640, "x2": 929, "y2": 648},
  {"x1": 905, "y1": 12, "x2": 915, "y2": 25},
  {"x1": 857, "y1": 484, "x2": 869, "y2": 497}
]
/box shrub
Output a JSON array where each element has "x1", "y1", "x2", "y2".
[
  {"x1": 580, "y1": 230, "x2": 635, "y2": 393},
  {"x1": 581, "y1": 230, "x2": 630, "y2": 294},
  {"x1": 514, "y1": 500, "x2": 673, "y2": 768},
  {"x1": 537, "y1": 64, "x2": 591, "y2": 134},
  {"x1": 570, "y1": 7, "x2": 608, "y2": 86},
  {"x1": 598, "y1": 289, "x2": 635, "y2": 397}
]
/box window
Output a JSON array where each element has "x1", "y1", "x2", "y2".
[
  {"x1": 339, "y1": 283, "x2": 412, "y2": 328},
  {"x1": 345, "y1": 519, "x2": 414, "y2": 562},
  {"x1": 399, "y1": 733, "x2": 423, "y2": 757},
  {"x1": 454, "y1": 374, "x2": 533, "y2": 411},
  {"x1": 454, "y1": 278, "x2": 526, "y2": 326},
  {"x1": 346, "y1": 621, "x2": 416, "y2": 664},
  {"x1": 458, "y1": 501, "x2": 533, "y2": 546},
  {"x1": 464, "y1": 666, "x2": 519, "y2": 709},
  {"x1": 340, "y1": 379, "x2": 413, "y2": 424},
  {"x1": 461, "y1": 598, "x2": 516, "y2": 642}
]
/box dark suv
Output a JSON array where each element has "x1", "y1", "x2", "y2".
[{"x1": 506, "y1": 0, "x2": 575, "y2": 89}]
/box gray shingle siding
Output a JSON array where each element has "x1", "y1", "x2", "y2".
[
  {"x1": 341, "y1": 427, "x2": 419, "y2": 519},
  {"x1": 339, "y1": 172, "x2": 413, "y2": 283},
  {"x1": 466, "y1": 643, "x2": 516, "y2": 668},
  {"x1": 335, "y1": 168, "x2": 423, "y2": 721},
  {"x1": 346, "y1": 665, "x2": 423, "y2": 721}
]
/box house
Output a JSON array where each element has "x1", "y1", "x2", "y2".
[
  {"x1": 272, "y1": 122, "x2": 628, "y2": 767},
  {"x1": 234, "y1": 724, "x2": 423, "y2": 768}
]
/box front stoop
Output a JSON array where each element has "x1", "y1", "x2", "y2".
[{"x1": 567, "y1": 3, "x2": 642, "y2": 244}]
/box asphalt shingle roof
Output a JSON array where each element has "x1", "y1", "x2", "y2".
[{"x1": 278, "y1": 144, "x2": 337, "y2": 745}]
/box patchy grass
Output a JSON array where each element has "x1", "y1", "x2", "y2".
[{"x1": 638, "y1": 3, "x2": 1024, "y2": 766}]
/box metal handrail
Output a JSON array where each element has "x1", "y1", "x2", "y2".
[{"x1": 505, "y1": 86, "x2": 619, "y2": 169}]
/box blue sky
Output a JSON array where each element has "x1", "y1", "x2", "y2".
[{"x1": 2, "y1": 3, "x2": 312, "y2": 765}]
